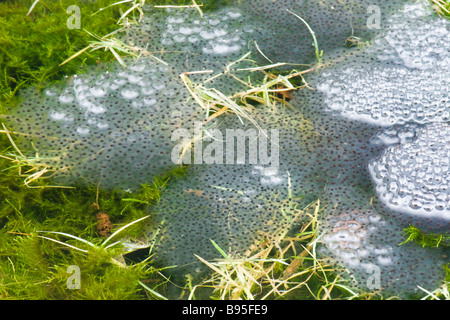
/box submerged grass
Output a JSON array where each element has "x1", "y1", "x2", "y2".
[
  {"x1": 180, "y1": 51, "x2": 313, "y2": 131},
  {"x1": 188, "y1": 199, "x2": 360, "y2": 300},
  {"x1": 431, "y1": 0, "x2": 450, "y2": 17}
]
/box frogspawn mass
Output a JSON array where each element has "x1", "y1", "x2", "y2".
[{"x1": 6, "y1": 0, "x2": 449, "y2": 298}]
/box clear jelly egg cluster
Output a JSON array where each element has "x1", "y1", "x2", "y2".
[
  {"x1": 9, "y1": 59, "x2": 203, "y2": 189},
  {"x1": 369, "y1": 122, "x2": 450, "y2": 220},
  {"x1": 320, "y1": 202, "x2": 447, "y2": 296},
  {"x1": 317, "y1": 1, "x2": 450, "y2": 127},
  {"x1": 317, "y1": 65, "x2": 449, "y2": 126}
]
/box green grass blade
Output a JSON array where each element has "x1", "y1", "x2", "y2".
[
  {"x1": 210, "y1": 239, "x2": 231, "y2": 262},
  {"x1": 139, "y1": 280, "x2": 168, "y2": 300},
  {"x1": 101, "y1": 215, "x2": 150, "y2": 247},
  {"x1": 37, "y1": 231, "x2": 96, "y2": 247},
  {"x1": 37, "y1": 235, "x2": 88, "y2": 253}
]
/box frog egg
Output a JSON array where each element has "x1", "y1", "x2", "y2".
[
  {"x1": 97, "y1": 121, "x2": 109, "y2": 130},
  {"x1": 377, "y1": 255, "x2": 393, "y2": 266},
  {"x1": 90, "y1": 86, "x2": 107, "y2": 98},
  {"x1": 121, "y1": 88, "x2": 140, "y2": 99},
  {"x1": 58, "y1": 94, "x2": 74, "y2": 104},
  {"x1": 49, "y1": 110, "x2": 67, "y2": 121},
  {"x1": 87, "y1": 104, "x2": 107, "y2": 114},
  {"x1": 76, "y1": 125, "x2": 90, "y2": 135}
]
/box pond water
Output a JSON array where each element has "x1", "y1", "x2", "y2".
[{"x1": 6, "y1": 0, "x2": 449, "y2": 299}]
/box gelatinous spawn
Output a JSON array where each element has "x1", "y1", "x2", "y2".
[
  {"x1": 7, "y1": 6, "x2": 271, "y2": 190},
  {"x1": 369, "y1": 122, "x2": 450, "y2": 221},
  {"x1": 7, "y1": 0, "x2": 414, "y2": 189},
  {"x1": 371, "y1": 1, "x2": 450, "y2": 70},
  {"x1": 5, "y1": 0, "x2": 449, "y2": 298},
  {"x1": 319, "y1": 200, "x2": 447, "y2": 298},
  {"x1": 317, "y1": 64, "x2": 450, "y2": 126},
  {"x1": 316, "y1": 1, "x2": 450, "y2": 126},
  {"x1": 8, "y1": 59, "x2": 205, "y2": 190}
]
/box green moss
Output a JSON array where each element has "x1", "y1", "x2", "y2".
[
  {"x1": 444, "y1": 264, "x2": 450, "y2": 282},
  {"x1": 400, "y1": 225, "x2": 450, "y2": 249},
  {"x1": 0, "y1": 0, "x2": 126, "y2": 103},
  {"x1": 0, "y1": 147, "x2": 185, "y2": 299},
  {"x1": 0, "y1": 0, "x2": 194, "y2": 299}
]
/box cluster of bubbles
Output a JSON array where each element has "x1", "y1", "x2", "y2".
[
  {"x1": 317, "y1": 64, "x2": 450, "y2": 126},
  {"x1": 124, "y1": 5, "x2": 265, "y2": 96},
  {"x1": 372, "y1": 1, "x2": 450, "y2": 70},
  {"x1": 322, "y1": 209, "x2": 396, "y2": 271},
  {"x1": 158, "y1": 8, "x2": 248, "y2": 56},
  {"x1": 6, "y1": 0, "x2": 449, "y2": 298}
]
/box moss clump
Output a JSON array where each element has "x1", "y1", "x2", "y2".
[
  {"x1": 401, "y1": 225, "x2": 450, "y2": 249},
  {"x1": 0, "y1": 0, "x2": 131, "y2": 104},
  {"x1": 0, "y1": 0, "x2": 237, "y2": 105},
  {"x1": 0, "y1": 231, "x2": 155, "y2": 299},
  {"x1": 0, "y1": 150, "x2": 186, "y2": 299}
]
